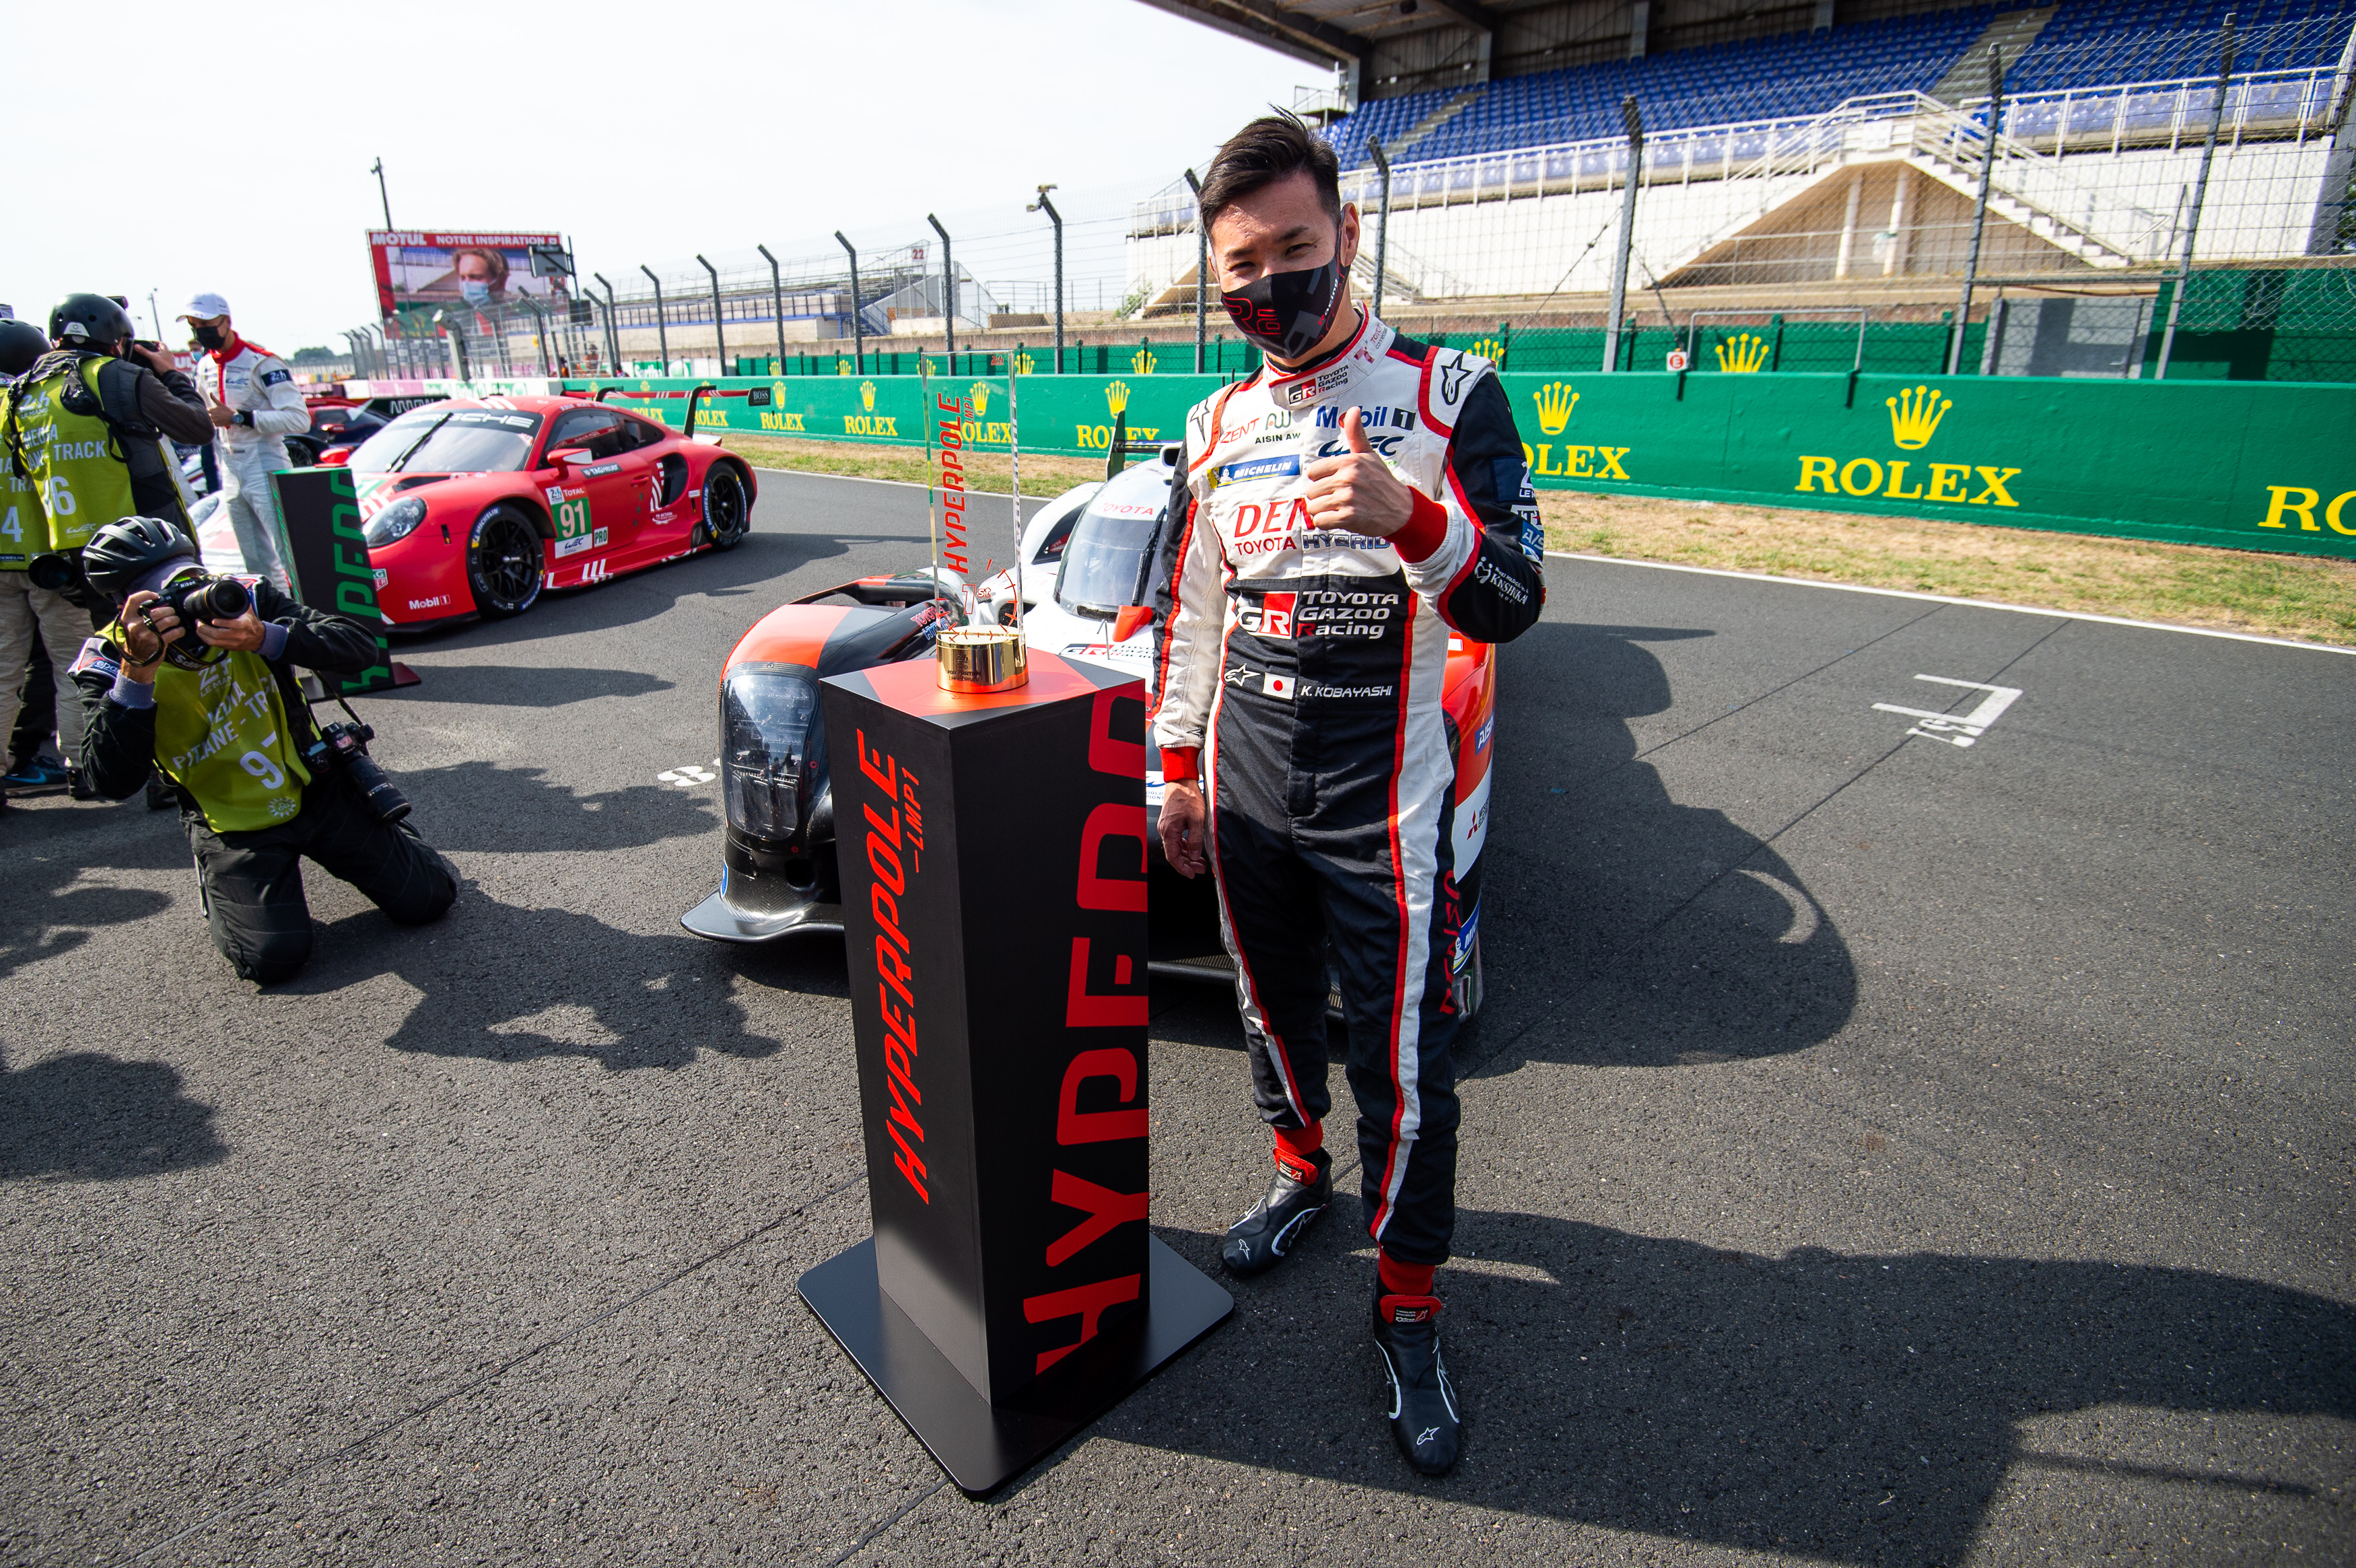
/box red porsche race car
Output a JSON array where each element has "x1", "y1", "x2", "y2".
[{"x1": 327, "y1": 391, "x2": 755, "y2": 629}]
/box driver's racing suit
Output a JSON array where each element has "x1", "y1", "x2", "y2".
[
  {"x1": 1150, "y1": 311, "x2": 1546, "y2": 1266},
  {"x1": 195, "y1": 337, "x2": 306, "y2": 592}
]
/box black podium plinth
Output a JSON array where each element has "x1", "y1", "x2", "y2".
[
  {"x1": 802, "y1": 651, "x2": 1231, "y2": 1495},
  {"x1": 270, "y1": 466, "x2": 418, "y2": 694}
]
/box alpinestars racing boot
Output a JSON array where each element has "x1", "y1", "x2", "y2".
[
  {"x1": 1220, "y1": 1146, "x2": 1330, "y2": 1277},
  {"x1": 1373, "y1": 1290, "x2": 1461, "y2": 1475}
]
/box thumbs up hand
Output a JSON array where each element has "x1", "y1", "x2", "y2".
[{"x1": 1303, "y1": 406, "x2": 1418, "y2": 540}]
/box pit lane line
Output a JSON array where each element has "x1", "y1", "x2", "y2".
[{"x1": 1546, "y1": 550, "x2": 2356, "y2": 655}]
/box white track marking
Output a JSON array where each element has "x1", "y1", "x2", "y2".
[
  {"x1": 1875, "y1": 675, "x2": 2022, "y2": 747},
  {"x1": 1545, "y1": 551, "x2": 2355, "y2": 655},
  {"x1": 658, "y1": 758, "x2": 720, "y2": 787}
]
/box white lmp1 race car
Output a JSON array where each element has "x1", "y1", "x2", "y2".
[{"x1": 681, "y1": 439, "x2": 1500, "y2": 1020}]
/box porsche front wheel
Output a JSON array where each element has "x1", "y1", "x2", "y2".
[
  {"x1": 703, "y1": 466, "x2": 749, "y2": 550},
  {"x1": 467, "y1": 506, "x2": 544, "y2": 618}
]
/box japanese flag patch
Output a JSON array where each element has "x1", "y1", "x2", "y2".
[{"x1": 1263, "y1": 672, "x2": 1294, "y2": 700}]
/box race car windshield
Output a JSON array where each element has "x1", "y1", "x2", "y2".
[
  {"x1": 347, "y1": 407, "x2": 545, "y2": 474},
  {"x1": 1055, "y1": 477, "x2": 1165, "y2": 616}
]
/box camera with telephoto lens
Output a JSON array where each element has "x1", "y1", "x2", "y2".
[
  {"x1": 152, "y1": 569, "x2": 250, "y2": 628},
  {"x1": 302, "y1": 719, "x2": 411, "y2": 824},
  {"x1": 27, "y1": 548, "x2": 96, "y2": 608}
]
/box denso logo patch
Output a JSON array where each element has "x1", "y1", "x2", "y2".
[{"x1": 1216, "y1": 454, "x2": 1298, "y2": 487}]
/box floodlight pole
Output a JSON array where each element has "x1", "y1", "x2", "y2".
[
  {"x1": 2157, "y1": 13, "x2": 2240, "y2": 379},
  {"x1": 1948, "y1": 46, "x2": 2005, "y2": 376},
  {"x1": 697, "y1": 254, "x2": 726, "y2": 370},
  {"x1": 835, "y1": 232, "x2": 864, "y2": 374},
  {"x1": 592, "y1": 273, "x2": 622, "y2": 372},
  {"x1": 1181, "y1": 170, "x2": 1208, "y2": 372},
  {"x1": 1028, "y1": 187, "x2": 1064, "y2": 371},
  {"x1": 757, "y1": 244, "x2": 788, "y2": 369},
  {"x1": 1368, "y1": 137, "x2": 1393, "y2": 321},
  {"x1": 928, "y1": 214, "x2": 957, "y2": 361},
  {"x1": 1602, "y1": 98, "x2": 1644, "y2": 372},
  {"x1": 370, "y1": 157, "x2": 392, "y2": 229},
  {"x1": 640, "y1": 264, "x2": 669, "y2": 369}
]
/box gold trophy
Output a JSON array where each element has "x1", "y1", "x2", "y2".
[{"x1": 932, "y1": 373, "x2": 1029, "y2": 692}]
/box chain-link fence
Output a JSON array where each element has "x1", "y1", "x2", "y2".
[{"x1": 340, "y1": 16, "x2": 2356, "y2": 388}]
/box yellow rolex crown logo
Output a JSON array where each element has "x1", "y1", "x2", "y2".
[
  {"x1": 1715, "y1": 333, "x2": 1770, "y2": 374},
  {"x1": 1014, "y1": 351, "x2": 1035, "y2": 376},
  {"x1": 1532, "y1": 382, "x2": 1579, "y2": 437},
  {"x1": 1131, "y1": 347, "x2": 1158, "y2": 375},
  {"x1": 1885, "y1": 385, "x2": 1952, "y2": 450},
  {"x1": 1471, "y1": 336, "x2": 1506, "y2": 365},
  {"x1": 860, "y1": 380, "x2": 876, "y2": 411},
  {"x1": 837, "y1": 360, "x2": 852, "y2": 376},
  {"x1": 771, "y1": 381, "x2": 787, "y2": 408},
  {"x1": 1104, "y1": 380, "x2": 1131, "y2": 417},
  {"x1": 969, "y1": 381, "x2": 991, "y2": 418}
]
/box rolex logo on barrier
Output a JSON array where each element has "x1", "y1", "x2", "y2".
[
  {"x1": 969, "y1": 382, "x2": 991, "y2": 418},
  {"x1": 1104, "y1": 380, "x2": 1130, "y2": 418},
  {"x1": 1797, "y1": 386, "x2": 2021, "y2": 509},
  {"x1": 1014, "y1": 351, "x2": 1036, "y2": 376},
  {"x1": 1886, "y1": 385, "x2": 1953, "y2": 450},
  {"x1": 1532, "y1": 382, "x2": 1578, "y2": 437},
  {"x1": 1715, "y1": 333, "x2": 1770, "y2": 373},
  {"x1": 861, "y1": 380, "x2": 877, "y2": 412},
  {"x1": 1472, "y1": 336, "x2": 1507, "y2": 365},
  {"x1": 839, "y1": 360, "x2": 853, "y2": 376},
  {"x1": 1131, "y1": 347, "x2": 1158, "y2": 374}
]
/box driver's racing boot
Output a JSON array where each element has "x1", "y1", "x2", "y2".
[
  {"x1": 1220, "y1": 1143, "x2": 1330, "y2": 1277},
  {"x1": 1373, "y1": 1289, "x2": 1461, "y2": 1476}
]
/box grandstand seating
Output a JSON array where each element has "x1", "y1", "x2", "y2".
[{"x1": 1318, "y1": 1, "x2": 2356, "y2": 170}]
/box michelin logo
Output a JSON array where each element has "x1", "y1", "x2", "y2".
[{"x1": 1216, "y1": 454, "x2": 1300, "y2": 487}]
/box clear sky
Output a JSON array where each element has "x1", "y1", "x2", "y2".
[{"x1": 4, "y1": 1, "x2": 1315, "y2": 352}]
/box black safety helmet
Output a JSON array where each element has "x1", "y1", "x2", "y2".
[
  {"x1": 80, "y1": 516, "x2": 197, "y2": 600},
  {"x1": 48, "y1": 293, "x2": 136, "y2": 354},
  {"x1": 0, "y1": 318, "x2": 47, "y2": 376}
]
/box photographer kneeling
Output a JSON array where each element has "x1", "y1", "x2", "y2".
[{"x1": 69, "y1": 518, "x2": 458, "y2": 985}]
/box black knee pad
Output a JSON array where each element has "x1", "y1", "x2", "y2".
[{"x1": 230, "y1": 929, "x2": 313, "y2": 985}]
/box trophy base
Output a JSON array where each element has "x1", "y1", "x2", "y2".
[
  {"x1": 798, "y1": 1236, "x2": 1232, "y2": 1495},
  {"x1": 937, "y1": 626, "x2": 1027, "y2": 693}
]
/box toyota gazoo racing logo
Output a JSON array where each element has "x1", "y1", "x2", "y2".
[{"x1": 1233, "y1": 588, "x2": 1399, "y2": 640}]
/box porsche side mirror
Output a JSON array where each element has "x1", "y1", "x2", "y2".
[{"x1": 550, "y1": 446, "x2": 593, "y2": 468}]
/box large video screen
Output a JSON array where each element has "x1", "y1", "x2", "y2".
[{"x1": 368, "y1": 230, "x2": 569, "y2": 318}]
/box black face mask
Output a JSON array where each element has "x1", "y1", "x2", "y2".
[
  {"x1": 190, "y1": 323, "x2": 226, "y2": 351},
  {"x1": 1220, "y1": 258, "x2": 1347, "y2": 363}
]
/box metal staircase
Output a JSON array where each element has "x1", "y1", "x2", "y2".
[{"x1": 1929, "y1": 7, "x2": 2058, "y2": 103}]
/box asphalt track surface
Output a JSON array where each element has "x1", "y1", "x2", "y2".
[{"x1": 4, "y1": 469, "x2": 2349, "y2": 1567}]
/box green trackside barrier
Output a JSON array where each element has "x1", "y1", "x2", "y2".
[{"x1": 545, "y1": 370, "x2": 2355, "y2": 560}]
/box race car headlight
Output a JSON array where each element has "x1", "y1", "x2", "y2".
[
  {"x1": 720, "y1": 662, "x2": 819, "y2": 843},
  {"x1": 362, "y1": 495, "x2": 427, "y2": 546}
]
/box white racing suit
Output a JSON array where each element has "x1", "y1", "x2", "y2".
[
  {"x1": 1149, "y1": 310, "x2": 1546, "y2": 1265},
  {"x1": 195, "y1": 340, "x2": 306, "y2": 592}
]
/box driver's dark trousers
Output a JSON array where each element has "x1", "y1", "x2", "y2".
[{"x1": 186, "y1": 777, "x2": 458, "y2": 983}]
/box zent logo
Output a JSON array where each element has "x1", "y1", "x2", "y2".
[
  {"x1": 1886, "y1": 385, "x2": 1953, "y2": 450},
  {"x1": 1532, "y1": 382, "x2": 1579, "y2": 436}
]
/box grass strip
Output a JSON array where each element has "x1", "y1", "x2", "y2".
[{"x1": 716, "y1": 433, "x2": 2356, "y2": 647}]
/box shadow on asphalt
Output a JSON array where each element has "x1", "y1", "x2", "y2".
[
  {"x1": 372, "y1": 665, "x2": 676, "y2": 709},
  {"x1": 1101, "y1": 1210, "x2": 2355, "y2": 1563},
  {"x1": 1141, "y1": 622, "x2": 1857, "y2": 1072},
  {"x1": 396, "y1": 759, "x2": 717, "y2": 855},
  {"x1": 0, "y1": 804, "x2": 182, "y2": 987},
  {"x1": 1471, "y1": 621, "x2": 1857, "y2": 1071},
  {"x1": 281, "y1": 890, "x2": 779, "y2": 1070},
  {"x1": 0, "y1": 1048, "x2": 227, "y2": 1180}
]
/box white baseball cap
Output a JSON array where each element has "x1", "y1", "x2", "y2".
[{"x1": 180, "y1": 292, "x2": 232, "y2": 321}]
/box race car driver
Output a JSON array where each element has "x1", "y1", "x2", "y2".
[
  {"x1": 182, "y1": 293, "x2": 303, "y2": 593},
  {"x1": 1150, "y1": 112, "x2": 1546, "y2": 1477}
]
